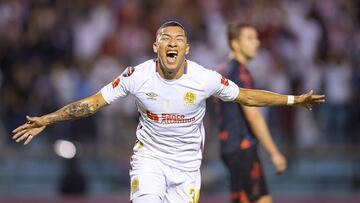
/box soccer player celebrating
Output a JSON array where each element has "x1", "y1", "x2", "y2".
[
  {"x1": 12, "y1": 21, "x2": 324, "y2": 203},
  {"x1": 213, "y1": 22, "x2": 287, "y2": 203}
]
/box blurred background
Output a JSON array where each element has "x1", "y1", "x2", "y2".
[{"x1": 0, "y1": 0, "x2": 359, "y2": 202}]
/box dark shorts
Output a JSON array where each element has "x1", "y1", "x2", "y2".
[{"x1": 221, "y1": 146, "x2": 268, "y2": 203}]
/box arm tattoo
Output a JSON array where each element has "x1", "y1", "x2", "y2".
[
  {"x1": 65, "y1": 103, "x2": 93, "y2": 118},
  {"x1": 46, "y1": 101, "x2": 100, "y2": 125}
]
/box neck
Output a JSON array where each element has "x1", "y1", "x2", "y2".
[
  {"x1": 231, "y1": 51, "x2": 249, "y2": 66},
  {"x1": 157, "y1": 60, "x2": 185, "y2": 80}
]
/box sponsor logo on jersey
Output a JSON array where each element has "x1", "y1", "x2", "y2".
[
  {"x1": 221, "y1": 75, "x2": 229, "y2": 86},
  {"x1": 146, "y1": 111, "x2": 195, "y2": 124},
  {"x1": 184, "y1": 91, "x2": 196, "y2": 106},
  {"x1": 145, "y1": 92, "x2": 158, "y2": 100},
  {"x1": 112, "y1": 76, "x2": 120, "y2": 88},
  {"x1": 122, "y1": 66, "x2": 135, "y2": 77},
  {"x1": 131, "y1": 177, "x2": 139, "y2": 193},
  {"x1": 146, "y1": 111, "x2": 159, "y2": 122}
]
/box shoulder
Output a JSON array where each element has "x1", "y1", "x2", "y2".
[
  {"x1": 125, "y1": 59, "x2": 155, "y2": 79},
  {"x1": 185, "y1": 59, "x2": 224, "y2": 88},
  {"x1": 133, "y1": 59, "x2": 156, "y2": 73},
  {"x1": 186, "y1": 59, "x2": 218, "y2": 77}
]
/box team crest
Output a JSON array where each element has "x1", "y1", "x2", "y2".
[
  {"x1": 131, "y1": 177, "x2": 139, "y2": 193},
  {"x1": 184, "y1": 91, "x2": 196, "y2": 106},
  {"x1": 122, "y1": 66, "x2": 135, "y2": 77}
]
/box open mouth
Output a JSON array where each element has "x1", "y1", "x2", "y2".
[{"x1": 166, "y1": 50, "x2": 178, "y2": 63}]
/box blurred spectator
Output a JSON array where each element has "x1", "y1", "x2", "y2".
[{"x1": 322, "y1": 52, "x2": 353, "y2": 144}]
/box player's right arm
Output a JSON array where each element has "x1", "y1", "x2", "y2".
[{"x1": 12, "y1": 92, "x2": 108, "y2": 145}]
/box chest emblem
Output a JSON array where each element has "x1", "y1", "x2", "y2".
[
  {"x1": 145, "y1": 92, "x2": 158, "y2": 100},
  {"x1": 184, "y1": 91, "x2": 196, "y2": 106}
]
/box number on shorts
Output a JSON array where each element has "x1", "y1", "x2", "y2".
[{"x1": 189, "y1": 188, "x2": 200, "y2": 203}]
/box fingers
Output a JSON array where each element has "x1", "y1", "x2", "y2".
[
  {"x1": 310, "y1": 95, "x2": 326, "y2": 106},
  {"x1": 24, "y1": 135, "x2": 34, "y2": 145},
  {"x1": 13, "y1": 115, "x2": 42, "y2": 133},
  {"x1": 307, "y1": 90, "x2": 313, "y2": 96},
  {"x1": 15, "y1": 132, "x2": 31, "y2": 143},
  {"x1": 302, "y1": 90, "x2": 313, "y2": 98},
  {"x1": 12, "y1": 116, "x2": 44, "y2": 145},
  {"x1": 12, "y1": 123, "x2": 31, "y2": 133},
  {"x1": 300, "y1": 92, "x2": 325, "y2": 110},
  {"x1": 312, "y1": 95, "x2": 325, "y2": 100},
  {"x1": 276, "y1": 162, "x2": 287, "y2": 174},
  {"x1": 12, "y1": 129, "x2": 28, "y2": 140},
  {"x1": 276, "y1": 167, "x2": 286, "y2": 174},
  {"x1": 312, "y1": 96, "x2": 325, "y2": 103},
  {"x1": 272, "y1": 154, "x2": 287, "y2": 174},
  {"x1": 306, "y1": 104, "x2": 313, "y2": 111}
]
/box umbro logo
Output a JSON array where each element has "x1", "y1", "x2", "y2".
[{"x1": 146, "y1": 92, "x2": 158, "y2": 100}]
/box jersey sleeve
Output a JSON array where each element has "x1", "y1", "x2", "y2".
[
  {"x1": 204, "y1": 69, "x2": 239, "y2": 101},
  {"x1": 100, "y1": 66, "x2": 137, "y2": 104}
]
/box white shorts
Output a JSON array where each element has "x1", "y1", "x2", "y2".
[{"x1": 129, "y1": 154, "x2": 201, "y2": 203}]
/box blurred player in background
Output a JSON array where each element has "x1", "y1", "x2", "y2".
[
  {"x1": 213, "y1": 22, "x2": 287, "y2": 203},
  {"x1": 12, "y1": 21, "x2": 324, "y2": 203}
]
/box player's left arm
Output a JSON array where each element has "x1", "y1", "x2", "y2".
[{"x1": 235, "y1": 88, "x2": 325, "y2": 110}]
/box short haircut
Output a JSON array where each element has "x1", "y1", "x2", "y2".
[
  {"x1": 156, "y1": 21, "x2": 186, "y2": 40},
  {"x1": 227, "y1": 22, "x2": 255, "y2": 50}
]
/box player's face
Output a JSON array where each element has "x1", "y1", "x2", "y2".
[
  {"x1": 235, "y1": 27, "x2": 260, "y2": 59},
  {"x1": 153, "y1": 26, "x2": 189, "y2": 73}
]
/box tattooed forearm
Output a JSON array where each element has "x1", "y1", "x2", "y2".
[
  {"x1": 65, "y1": 103, "x2": 95, "y2": 118},
  {"x1": 44, "y1": 100, "x2": 100, "y2": 125}
]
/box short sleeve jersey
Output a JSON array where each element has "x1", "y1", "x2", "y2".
[{"x1": 100, "y1": 59, "x2": 239, "y2": 171}]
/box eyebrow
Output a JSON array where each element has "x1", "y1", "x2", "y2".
[{"x1": 161, "y1": 33, "x2": 185, "y2": 38}]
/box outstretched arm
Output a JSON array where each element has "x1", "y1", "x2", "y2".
[
  {"x1": 235, "y1": 88, "x2": 325, "y2": 110},
  {"x1": 12, "y1": 92, "x2": 108, "y2": 145},
  {"x1": 242, "y1": 105, "x2": 286, "y2": 173}
]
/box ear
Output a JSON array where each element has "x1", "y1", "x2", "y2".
[
  {"x1": 153, "y1": 42, "x2": 158, "y2": 53},
  {"x1": 230, "y1": 40, "x2": 238, "y2": 51},
  {"x1": 185, "y1": 44, "x2": 190, "y2": 55}
]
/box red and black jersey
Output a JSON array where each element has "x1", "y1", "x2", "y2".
[{"x1": 213, "y1": 59, "x2": 258, "y2": 155}]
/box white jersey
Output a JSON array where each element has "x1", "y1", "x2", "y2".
[{"x1": 100, "y1": 59, "x2": 239, "y2": 171}]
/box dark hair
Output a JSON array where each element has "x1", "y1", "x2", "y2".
[
  {"x1": 156, "y1": 21, "x2": 186, "y2": 38},
  {"x1": 227, "y1": 22, "x2": 254, "y2": 50}
]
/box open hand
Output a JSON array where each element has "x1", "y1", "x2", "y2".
[
  {"x1": 296, "y1": 90, "x2": 325, "y2": 111},
  {"x1": 12, "y1": 116, "x2": 47, "y2": 145}
]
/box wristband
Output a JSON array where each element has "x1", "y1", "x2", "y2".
[{"x1": 287, "y1": 95, "x2": 295, "y2": 105}]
